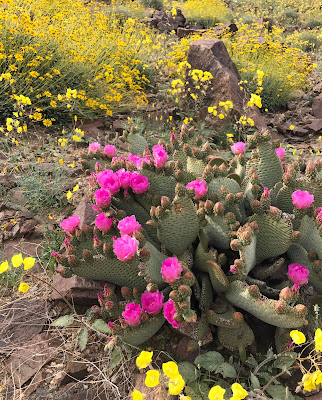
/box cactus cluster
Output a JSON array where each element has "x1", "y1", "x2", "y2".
[{"x1": 54, "y1": 125, "x2": 322, "y2": 353}]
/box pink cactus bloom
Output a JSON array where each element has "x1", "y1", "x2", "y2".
[
  {"x1": 130, "y1": 172, "x2": 150, "y2": 194},
  {"x1": 97, "y1": 170, "x2": 121, "y2": 195},
  {"x1": 263, "y1": 187, "x2": 269, "y2": 197},
  {"x1": 61, "y1": 215, "x2": 80, "y2": 232},
  {"x1": 113, "y1": 235, "x2": 139, "y2": 262},
  {"x1": 161, "y1": 257, "x2": 183, "y2": 284},
  {"x1": 163, "y1": 299, "x2": 181, "y2": 328},
  {"x1": 127, "y1": 153, "x2": 141, "y2": 168},
  {"x1": 141, "y1": 290, "x2": 164, "y2": 315},
  {"x1": 104, "y1": 145, "x2": 116, "y2": 158},
  {"x1": 117, "y1": 215, "x2": 141, "y2": 236},
  {"x1": 94, "y1": 189, "x2": 112, "y2": 209},
  {"x1": 137, "y1": 156, "x2": 152, "y2": 169},
  {"x1": 288, "y1": 263, "x2": 309, "y2": 287},
  {"x1": 275, "y1": 148, "x2": 285, "y2": 160},
  {"x1": 186, "y1": 179, "x2": 208, "y2": 200},
  {"x1": 292, "y1": 190, "x2": 314, "y2": 209},
  {"x1": 89, "y1": 142, "x2": 101, "y2": 152},
  {"x1": 95, "y1": 213, "x2": 113, "y2": 232},
  {"x1": 152, "y1": 144, "x2": 168, "y2": 169},
  {"x1": 315, "y1": 207, "x2": 322, "y2": 223},
  {"x1": 115, "y1": 169, "x2": 132, "y2": 190},
  {"x1": 231, "y1": 142, "x2": 246, "y2": 155},
  {"x1": 122, "y1": 302, "x2": 142, "y2": 327}
]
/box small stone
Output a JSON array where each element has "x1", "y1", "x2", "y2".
[{"x1": 312, "y1": 93, "x2": 322, "y2": 119}]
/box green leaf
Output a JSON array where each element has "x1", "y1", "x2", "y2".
[
  {"x1": 78, "y1": 328, "x2": 88, "y2": 351},
  {"x1": 266, "y1": 384, "x2": 295, "y2": 400},
  {"x1": 215, "y1": 362, "x2": 237, "y2": 378},
  {"x1": 51, "y1": 314, "x2": 74, "y2": 327},
  {"x1": 178, "y1": 361, "x2": 200, "y2": 384},
  {"x1": 194, "y1": 351, "x2": 225, "y2": 372},
  {"x1": 250, "y1": 372, "x2": 261, "y2": 390},
  {"x1": 110, "y1": 347, "x2": 123, "y2": 369},
  {"x1": 92, "y1": 319, "x2": 111, "y2": 334},
  {"x1": 185, "y1": 382, "x2": 209, "y2": 400},
  {"x1": 272, "y1": 353, "x2": 297, "y2": 371}
]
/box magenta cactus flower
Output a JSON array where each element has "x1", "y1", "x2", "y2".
[
  {"x1": 161, "y1": 257, "x2": 183, "y2": 284},
  {"x1": 231, "y1": 142, "x2": 245, "y2": 155},
  {"x1": 316, "y1": 207, "x2": 322, "y2": 223},
  {"x1": 115, "y1": 169, "x2": 132, "y2": 189},
  {"x1": 117, "y1": 215, "x2": 141, "y2": 236},
  {"x1": 113, "y1": 235, "x2": 139, "y2": 262},
  {"x1": 141, "y1": 290, "x2": 164, "y2": 315},
  {"x1": 89, "y1": 142, "x2": 101, "y2": 152},
  {"x1": 163, "y1": 299, "x2": 181, "y2": 328},
  {"x1": 292, "y1": 190, "x2": 314, "y2": 209},
  {"x1": 130, "y1": 172, "x2": 150, "y2": 194},
  {"x1": 95, "y1": 213, "x2": 113, "y2": 232},
  {"x1": 186, "y1": 179, "x2": 208, "y2": 200},
  {"x1": 127, "y1": 153, "x2": 141, "y2": 168},
  {"x1": 104, "y1": 145, "x2": 116, "y2": 158},
  {"x1": 61, "y1": 215, "x2": 80, "y2": 232},
  {"x1": 122, "y1": 303, "x2": 142, "y2": 327},
  {"x1": 288, "y1": 263, "x2": 309, "y2": 290},
  {"x1": 275, "y1": 148, "x2": 285, "y2": 160},
  {"x1": 97, "y1": 170, "x2": 120, "y2": 195},
  {"x1": 94, "y1": 188, "x2": 112, "y2": 209},
  {"x1": 152, "y1": 144, "x2": 168, "y2": 169}
]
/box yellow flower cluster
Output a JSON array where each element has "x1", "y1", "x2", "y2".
[
  {"x1": 208, "y1": 383, "x2": 248, "y2": 400},
  {"x1": 208, "y1": 100, "x2": 233, "y2": 118},
  {"x1": 239, "y1": 115, "x2": 255, "y2": 126},
  {"x1": 0, "y1": 254, "x2": 35, "y2": 293},
  {"x1": 248, "y1": 93, "x2": 262, "y2": 108}
]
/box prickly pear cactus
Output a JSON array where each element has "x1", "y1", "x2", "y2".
[{"x1": 54, "y1": 126, "x2": 321, "y2": 349}]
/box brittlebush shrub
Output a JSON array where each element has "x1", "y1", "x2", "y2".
[{"x1": 0, "y1": 0, "x2": 166, "y2": 122}]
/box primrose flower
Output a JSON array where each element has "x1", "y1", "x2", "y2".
[
  {"x1": 61, "y1": 215, "x2": 80, "y2": 232},
  {"x1": 301, "y1": 372, "x2": 322, "y2": 392},
  {"x1": 315, "y1": 329, "x2": 322, "y2": 351},
  {"x1": 186, "y1": 179, "x2": 208, "y2": 200},
  {"x1": 11, "y1": 253, "x2": 23, "y2": 268},
  {"x1": 290, "y1": 330, "x2": 306, "y2": 345},
  {"x1": 131, "y1": 390, "x2": 146, "y2": 400},
  {"x1": 145, "y1": 370, "x2": 160, "y2": 387},
  {"x1": 89, "y1": 142, "x2": 101, "y2": 152},
  {"x1": 94, "y1": 189, "x2": 112, "y2": 209},
  {"x1": 0, "y1": 260, "x2": 9, "y2": 274},
  {"x1": 163, "y1": 299, "x2": 181, "y2": 328},
  {"x1": 161, "y1": 257, "x2": 183, "y2": 284},
  {"x1": 130, "y1": 172, "x2": 150, "y2": 194},
  {"x1": 113, "y1": 235, "x2": 139, "y2": 262},
  {"x1": 97, "y1": 170, "x2": 120, "y2": 195},
  {"x1": 141, "y1": 290, "x2": 164, "y2": 315},
  {"x1": 18, "y1": 282, "x2": 30, "y2": 293},
  {"x1": 162, "y1": 361, "x2": 179, "y2": 379},
  {"x1": 208, "y1": 385, "x2": 226, "y2": 400},
  {"x1": 288, "y1": 263, "x2": 309, "y2": 289},
  {"x1": 104, "y1": 145, "x2": 116, "y2": 158},
  {"x1": 122, "y1": 302, "x2": 141, "y2": 327},
  {"x1": 95, "y1": 213, "x2": 113, "y2": 232},
  {"x1": 152, "y1": 144, "x2": 168, "y2": 169},
  {"x1": 115, "y1": 169, "x2": 132, "y2": 190},
  {"x1": 230, "y1": 383, "x2": 248, "y2": 400},
  {"x1": 275, "y1": 147, "x2": 285, "y2": 160},
  {"x1": 117, "y1": 215, "x2": 141, "y2": 236},
  {"x1": 292, "y1": 190, "x2": 314, "y2": 209},
  {"x1": 231, "y1": 142, "x2": 245, "y2": 155},
  {"x1": 136, "y1": 351, "x2": 153, "y2": 369},
  {"x1": 168, "y1": 374, "x2": 185, "y2": 395},
  {"x1": 23, "y1": 257, "x2": 35, "y2": 270}
]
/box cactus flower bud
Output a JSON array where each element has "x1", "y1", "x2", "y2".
[
  {"x1": 232, "y1": 312, "x2": 244, "y2": 323},
  {"x1": 248, "y1": 285, "x2": 260, "y2": 298},
  {"x1": 279, "y1": 287, "x2": 293, "y2": 301},
  {"x1": 178, "y1": 285, "x2": 192, "y2": 298},
  {"x1": 214, "y1": 202, "x2": 224, "y2": 214}
]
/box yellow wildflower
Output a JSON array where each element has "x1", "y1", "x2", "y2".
[
  {"x1": 168, "y1": 374, "x2": 185, "y2": 395},
  {"x1": 18, "y1": 282, "x2": 30, "y2": 293},
  {"x1": 66, "y1": 191, "x2": 72, "y2": 200},
  {"x1": 162, "y1": 361, "x2": 179, "y2": 379},
  {"x1": 289, "y1": 125, "x2": 295, "y2": 130},
  {"x1": 131, "y1": 390, "x2": 146, "y2": 400},
  {"x1": 0, "y1": 260, "x2": 9, "y2": 274},
  {"x1": 12, "y1": 253, "x2": 23, "y2": 268},
  {"x1": 145, "y1": 370, "x2": 160, "y2": 387},
  {"x1": 208, "y1": 385, "x2": 226, "y2": 400},
  {"x1": 290, "y1": 330, "x2": 306, "y2": 345},
  {"x1": 302, "y1": 373, "x2": 316, "y2": 392},
  {"x1": 136, "y1": 351, "x2": 153, "y2": 369},
  {"x1": 230, "y1": 383, "x2": 248, "y2": 400},
  {"x1": 315, "y1": 329, "x2": 322, "y2": 351},
  {"x1": 23, "y1": 257, "x2": 36, "y2": 270}
]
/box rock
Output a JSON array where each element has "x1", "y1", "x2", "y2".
[
  {"x1": 177, "y1": 27, "x2": 207, "y2": 39},
  {"x1": 186, "y1": 39, "x2": 268, "y2": 130},
  {"x1": 174, "y1": 336, "x2": 199, "y2": 363},
  {"x1": 313, "y1": 82, "x2": 322, "y2": 93},
  {"x1": 24, "y1": 370, "x2": 44, "y2": 397},
  {"x1": 112, "y1": 119, "x2": 128, "y2": 133},
  {"x1": 2, "y1": 237, "x2": 42, "y2": 261},
  {"x1": 0, "y1": 298, "x2": 47, "y2": 351},
  {"x1": 292, "y1": 126, "x2": 308, "y2": 137},
  {"x1": 175, "y1": 321, "x2": 213, "y2": 346},
  {"x1": 76, "y1": 118, "x2": 105, "y2": 140},
  {"x1": 305, "y1": 119, "x2": 322, "y2": 133},
  {"x1": 0, "y1": 174, "x2": 16, "y2": 189},
  {"x1": 73, "y1": 194, "x2": 97, "y2": 226},
  {"x1": 51, "y1": 274, "x2": 105, "y2": 304},
  {"x1": 19, "y1": 218, "x2": 37, "y2": 237},
  {"x1": 153, "y1": 9, "x2": 185, "y2": 32},
  {"x1": 4, "y1": 333, "x2": 61, "y2": 387},
  {"x1": 312, "y1": 93, "x2": 322, "y2": 119}
]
